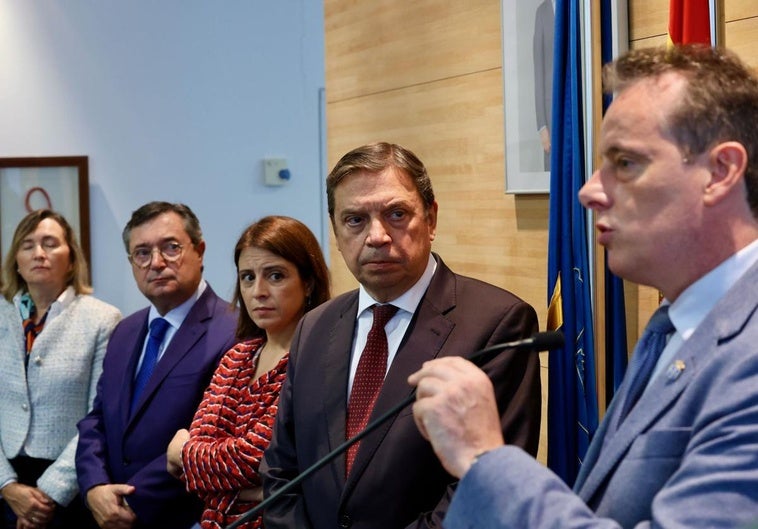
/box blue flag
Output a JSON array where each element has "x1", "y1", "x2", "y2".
[{"x1": 546, "y1": 0, "x2": 599, "y2": 486}]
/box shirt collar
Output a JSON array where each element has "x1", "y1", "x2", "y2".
[
  {"x1": 47, "y1": 286, "x2": 76, "y2": 321},
  {"x1": 148, "y1": 279, "x2": 207, "y2": 330},
  {"x1": 14, "y1": 285, "x2": 76, "y2": 322},
  {"x1": 668, "y1": 238, "x2": 758, "y2": 340}
]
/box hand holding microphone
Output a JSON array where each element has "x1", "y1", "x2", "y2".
[{"x1": 409, "y1": 331, "x2": 563, "y2": 478}]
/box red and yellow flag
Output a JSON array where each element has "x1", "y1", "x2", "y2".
[{"x1": 668, "y1": 0, "x2": 712, "y2": 46}]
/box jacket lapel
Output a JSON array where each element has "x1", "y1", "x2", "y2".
[
  {"x1": 322, "y1": 294, "x2": 360, "y2": 484},
  {"x1": 119, "y1": 311, "x2": 150, "y2": 429},
  {"x1": 8, "y1": 311, "x2": 26, "y2": 369},
  {"x1": 577, "y1": 261, "x2": 758, "y2": 502},
  {"x1": 4, "y1": 310, "x2": 28, "y2": 398},
  {"x1": 576, "y1": 351, "x2": 695, "y2": 501}
]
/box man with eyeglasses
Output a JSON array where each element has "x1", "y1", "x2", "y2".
[{"x1": 75, "y1": 202, "x2": 237, "y2": 529}]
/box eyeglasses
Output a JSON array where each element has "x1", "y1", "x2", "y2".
[{"x1": 129, "y1": 241, "x2": 184, "y2": 269}]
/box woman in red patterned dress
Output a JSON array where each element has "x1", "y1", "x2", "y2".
[{"x1": 166, "y1": 216, "x2": 330, "y2": 529}]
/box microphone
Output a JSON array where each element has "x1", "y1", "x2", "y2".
[
  {"x1": 467, "y1": 330, "x2": 564, "y2": 367},
  {"x1": 225, "y1": 331, "x2": 564, "y2": 529}
]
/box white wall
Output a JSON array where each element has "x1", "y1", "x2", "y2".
[{"x1": 0, "y1": 0, "x2": 326, "y2": 314}]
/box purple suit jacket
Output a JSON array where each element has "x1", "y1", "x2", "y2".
[
  {"x1": 76, "y1": 285, "x2": 237, "y2": 529},
  {"x1": 262, "y1": 255, "x2": 542, "y2": 529}
]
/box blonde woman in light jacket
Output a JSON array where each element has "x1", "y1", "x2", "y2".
[{"x1": 0, "y1": 210, "x2": 120, "y2": 529}]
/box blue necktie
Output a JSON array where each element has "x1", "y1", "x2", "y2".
[
  {"x1": 619, "y1": 305, "x2": 674, "y2": 422},
  {"x1": 131, "y1": 317, "x2": 171, "y2": 412}
]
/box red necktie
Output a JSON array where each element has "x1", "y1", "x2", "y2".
[{"x1": 345, "y1": 304, "x2": 398, "y2": 475}]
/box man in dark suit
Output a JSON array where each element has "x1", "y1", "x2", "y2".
[
  {"x1": 262, "y1": 142, "x2": 541, "y2": 529},
  {"x1": 76, "y1": 202, "x2": 237, "y2": 529}
]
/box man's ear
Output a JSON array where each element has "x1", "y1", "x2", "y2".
[
  {"x1": 195, "y1": 239, "x2": 207, "y2": 258},
  {"x1": 704, "y1": 141, "x2": 748, "y2": 206},
  {"x1": 427, "y1": 201, "x2": 439, "y2": 242}
]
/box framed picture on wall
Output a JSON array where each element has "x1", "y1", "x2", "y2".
[
  {"x1": 502, "y1": 0, "x2": 552, "y2": 194},
  {"x1": 0, "y1": 156, "x2": 90, "y2": 268}
]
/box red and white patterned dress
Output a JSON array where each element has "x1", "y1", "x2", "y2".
[{"x1": 182, "y1": 338, "x2": 288, "y2": 529}]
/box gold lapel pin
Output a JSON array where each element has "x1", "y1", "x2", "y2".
[{"x1": 665, "y1": 360, "x2": 686, "y2": 381}]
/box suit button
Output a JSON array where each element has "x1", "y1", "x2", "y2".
[
  {"x1": 34, "y1": 356, "x2": 42, "y2": 365},
  {"x1": 122, "y1": 458, "x2": 131, "y2": 466},
  {"x1": 21, "y1": 404, "x2": 28, "y2": 411},
  {"x1": 338, "y1": 514, "x2": 351, "y2": 528}
]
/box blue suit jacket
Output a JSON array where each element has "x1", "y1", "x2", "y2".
[
  {"x1": 445, "y1": 260, "x2": 758, "y2": 529},
  {"x1": 76, "y1": 285, "x2": 237, "y2": 529}
]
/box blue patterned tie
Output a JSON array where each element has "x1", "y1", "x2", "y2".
[
  {"x1": 131, "y1": 318, "x2": 171, "y2": 413},
  {"x1": 619, "y1": 305, "x2": 674, "y2": 422}
]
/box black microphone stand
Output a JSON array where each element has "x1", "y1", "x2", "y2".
[{"x1": 225, "y1": 333, "x2": 564, "y2": 529}]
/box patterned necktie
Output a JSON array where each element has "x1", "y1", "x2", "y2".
[
  {"x1": 131, "y1": 317, "x2": 171, "y2": 413},
  {"x1": 618, "y1": 305, "x2": 674, "y2": 422},
  {"x1": 345, "y1": 304, "x2": 399, "y2": 475}
]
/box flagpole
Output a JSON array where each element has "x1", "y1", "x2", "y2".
[
  {"x1": 709, "y1": 0, "x2": 724, "y2": 46},
  {"x1": 584, "y1": 0, "x2": 601, "y2": 410},
  {"x1": 595, "y1": 0, "x2": 631, "y2": 414},
  {"x1": 709, "y1": 0, "x2": 717, "y2": 44}
]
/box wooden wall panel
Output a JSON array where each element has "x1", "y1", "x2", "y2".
[
  {"x1": 325, "y1": 0, "x2": 502, "y2": 102},
  {"x1": 725, "y1": 18, "x2": 758, "y2": 67},
  {"x1": 725, "y1": 0, "x2": 758, "y2": 22},
  {"x1": 630, "y1": 34, "x2": 667, "y2": 49},
  {"x1": 628, "y1": 0, "x2": 668, "y2": 41}
]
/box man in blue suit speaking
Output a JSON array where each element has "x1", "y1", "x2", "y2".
[
  {"x1": 410, "y1": 45, "x2": 758, "y2": 528},
  {"x1": 76, "y1": 202, "x2": 237, "y2": 529}
]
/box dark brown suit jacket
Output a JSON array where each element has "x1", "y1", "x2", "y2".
[{"x1": 262, "y1": 255, "x2": 541, "y2": 529}]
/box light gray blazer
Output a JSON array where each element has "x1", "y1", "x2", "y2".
[
  {"x1": 0, "y1": 294, "x2": 121, "y2": 505},
  {"x1": 445, "y1": 260, "x2": 758, "y2": 529}
]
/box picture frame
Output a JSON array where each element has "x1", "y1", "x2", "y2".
[
  {"x1": 502, "y1": 0, "x2": 552, "y2": 194},
  {"x1": 0, "y1": 156, "x2": 90, "y2": 268}
]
